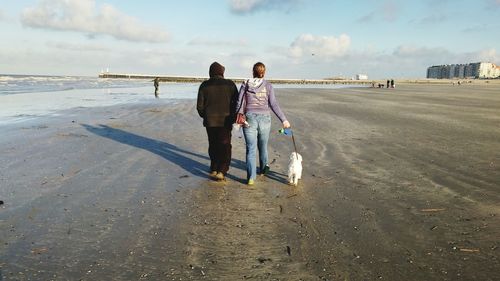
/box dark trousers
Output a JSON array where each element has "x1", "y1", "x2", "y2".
[{"x1": 206, "y1": 127, "x2": 232, "y2": 174}]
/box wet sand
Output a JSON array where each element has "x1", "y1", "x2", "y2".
[{"x1": 0, "y1": 84, "x2": 499, "y2": 280}]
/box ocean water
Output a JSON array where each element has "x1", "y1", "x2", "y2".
[
  {"x1": 0, "y1": 74, "x2": 360, "y2": 125},
  {"x1": 0, "y1": 75, "x2": 199, "y2": 124}
]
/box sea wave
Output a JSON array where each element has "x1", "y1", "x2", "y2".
[
  {"x1": 0, "y1": 74, "x2": 360, "y2": 125},
  {"x1": 0, "y1": 74, "x2": 152, "y2": 95}
]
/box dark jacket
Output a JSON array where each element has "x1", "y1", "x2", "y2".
[{"x1": 197, "y1": 75, "x2": 238, "y2": 128}]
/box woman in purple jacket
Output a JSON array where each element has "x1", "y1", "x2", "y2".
[{"x1": 236, "y1": 62, "x2": 291, "y2": 185}]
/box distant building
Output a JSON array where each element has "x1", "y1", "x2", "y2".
[
  {"x1": 355, "y1": 74, "x2": 368, "y2": 80},
  {"x1": 478, "y1": 62, "x2": 500, "y2": 78},
  {"x1": 427, "y1": 62, "x2": 500, "y2": 79}
]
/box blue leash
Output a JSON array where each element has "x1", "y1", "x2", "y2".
[{"x1": 279, "y1": 128, "x2": 299, "y2": 160}]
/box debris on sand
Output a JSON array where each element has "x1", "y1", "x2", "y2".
[
  {"x1": 420, "y1": 208, "x2": 446, "y2": 212},
  {"x1": 57, "y1": 133, "x2": 88, "y2": 138},
  {"x1": 459, "y1": 248, "x2": 480, "y2": 253},
  {"x1": 323, "y1": 178, "x2": 334, "y2": 183},
  {"x1": 257, "y1": 257, "x2": 272, "y2": 263},
  {"x1": 31, "y1": 247, "x2": 48, "y2": 255}
]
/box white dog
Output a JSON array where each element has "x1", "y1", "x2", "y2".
[{"x1": 287, "y1": 152, "x2": 303, "y2": 186}]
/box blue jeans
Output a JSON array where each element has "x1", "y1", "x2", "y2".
[{"x1": 243, "y1": 113, "x2": 271, "y2": 180}]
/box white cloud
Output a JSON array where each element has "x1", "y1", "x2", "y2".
[
  {"x1": 0, "y1": 9, "x2": 9, "y2": 22},
  {"x1": 461, "y1": 23, "x2": 494, "y2": 33},
  {"x1": 390, "y1": 46, "x2": 499, "y2": 66},
  {"x1": 478, "y1": 0, "x2": 499, "y2": 9},
  {"x1": 272, "y1": 43, "x2": 500, "y2": 79},
  {"x1": 416, "y1": 14, "x2": 448, "y2": 25},
  {"x1": 229, "y1": 0, "x2": 262, "y2": 13},
  {"x1": 356, "y1": 12, "x2": 375, "y2": 23},
  {"x1": 188, "y1": 37, "x2": 248, "y2": 47},
  {"x1": 489, "y1": 0, "x2": 500, "y2": 8},
  {"x1": 288, "y1": 34, "x2": 351, "y2": 59},
  {"x1": 392, "y1": 45, "x2": 451, "y2": 59},
  {"x1": 467, "y1": 48, "x2": 499, "y2": 63},
  {"x1": 357, "y1": 0, "x2": 401, "y2": 23},
  {"x1": 381, "y1": 0, "x2": 400, "y2": 22},
  {"x1": 229, "y1": 0, "x2": 300, "y2": 14},
  {"x1": 21, "y1": 0, "x2": 169, "y2": 43},
  {"x1": 46, "y1": 41, "x2": 110, "y2": 52}
]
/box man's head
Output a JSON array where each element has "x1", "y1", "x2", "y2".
[
  {"x1": 209, "y1": 62, "x2": 225, "y2": 78},
  {"x1": 253, "y1": 62, "x2": 266, "y2": 78}
]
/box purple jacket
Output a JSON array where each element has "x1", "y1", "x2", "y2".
[{"x1": 236, "y1": 79, "x2": 287, "y2": 122}]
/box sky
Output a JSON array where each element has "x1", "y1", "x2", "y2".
[{"x1": 0, "y1": 0, "x2": 499, "y2": 79}]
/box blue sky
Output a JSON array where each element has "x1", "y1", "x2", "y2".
[{"x1": 0, "y1": 0, "x2": 499, "y2": 79}]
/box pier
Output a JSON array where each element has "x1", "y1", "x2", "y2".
[{"x1": 98, "y1": 72, "x2": 373, "y2": 85}]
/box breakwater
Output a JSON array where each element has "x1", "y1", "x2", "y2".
[{"x1": 98, "y1": 72, "x2": 372, "y2": 85}]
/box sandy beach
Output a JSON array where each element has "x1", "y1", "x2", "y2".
[{"x1": 1, "y1": 84, "x2": 499, "y2": 280}]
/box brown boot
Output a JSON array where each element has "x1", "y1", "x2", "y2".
[{"x1": 215, "y1": 172, "x2": 225, "y2": 181}]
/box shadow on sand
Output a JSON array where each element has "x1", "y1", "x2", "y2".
[{"x1": 82, "y1": 124, "x2": 246, "y2": 181}]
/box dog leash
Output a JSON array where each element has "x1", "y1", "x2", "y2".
[
  {"x1": 280, "y1": 128, "x2": 299, "y2": 160},
  {"x1": 291, "y1": 130, "x2": 299, "y2": 160}
]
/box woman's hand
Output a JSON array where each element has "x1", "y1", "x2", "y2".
[{"x1": 283, "y1": 120, "x2": 291, "y2": 128}]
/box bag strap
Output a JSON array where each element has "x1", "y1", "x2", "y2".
[{"x1": 236, "y1": 80, "x2": 249, "y2": 114}]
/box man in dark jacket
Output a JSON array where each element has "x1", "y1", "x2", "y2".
[{"x1": 197, "y1": 62, "x2": 238, "y2": 181}]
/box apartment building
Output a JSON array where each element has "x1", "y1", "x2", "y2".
[{"x1": 427, "y1": 62, "x2": 500, "y2": 79}]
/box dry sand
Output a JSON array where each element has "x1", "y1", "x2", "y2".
[{"x1": 0, "y1": 84, "x2": 499, "y2": 280}]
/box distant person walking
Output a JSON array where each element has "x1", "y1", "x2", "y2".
[
  {"x1": 153, "y1": 77, "x2": 160, "y2": 98},
  {"x1": 391, "y1": 79, "x2": 395, "y2": 88},
  {"x1": 387, "y1": 79, "x2": 390, "y2": 89},
  {"x1": 236, "y1": 62, "x2": 290, "y2": 185},
  {"x1": 197, "y1": 62, "x2": 239, "y2": 181}
]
